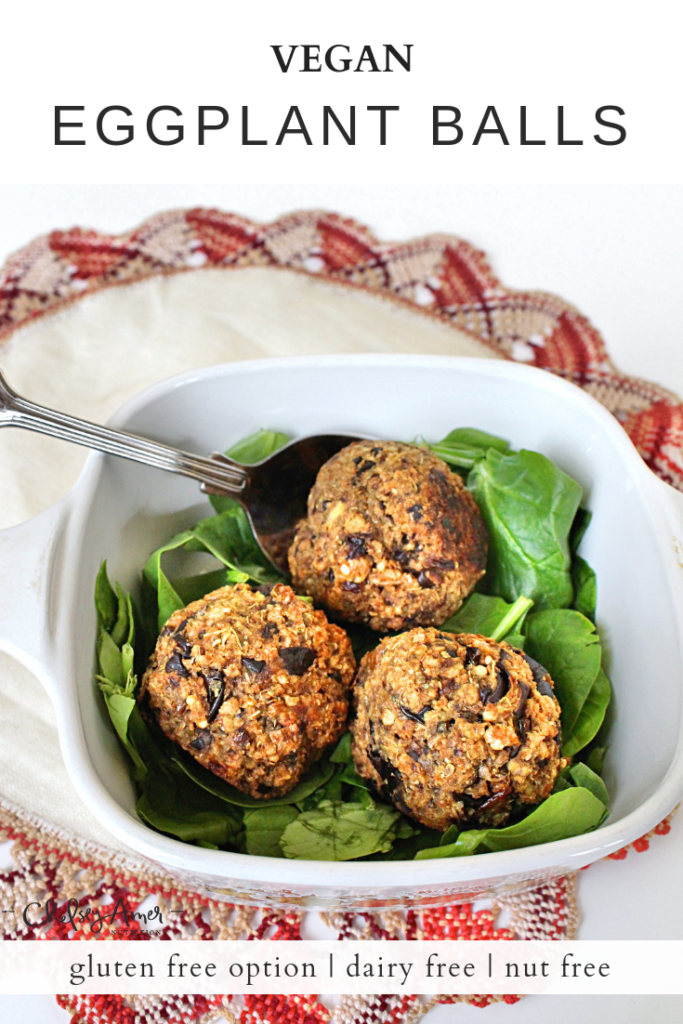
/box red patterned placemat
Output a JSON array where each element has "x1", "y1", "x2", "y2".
[
  {"x1": 0, "y1": 209, "x2": 680, "y2": 1022},
  {"x1": 2, "y1": 208, "x2": 682, "y2": 487}
]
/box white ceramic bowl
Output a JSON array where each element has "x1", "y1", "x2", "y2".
[{"x1": 1, "y1": 354, "x2": 683, "y2": 910}]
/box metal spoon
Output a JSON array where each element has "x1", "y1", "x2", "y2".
[{"x1": 0, "y1": 370, "x2": 359, "y2": 573}]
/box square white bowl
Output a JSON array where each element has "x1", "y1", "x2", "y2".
[{"x1": 1, "y1": 354, "x2": 682, "y2": 909}]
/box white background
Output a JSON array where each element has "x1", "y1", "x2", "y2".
[
  {"x1": 1, "y1": 0, "x2": 683, "y2": 1019},
  {"x1": 0, "y1": 182, "x2": 682, "y2": 1022},
  {"x1": 0, "y1": 0, "x2": 681, "y2": 183}
]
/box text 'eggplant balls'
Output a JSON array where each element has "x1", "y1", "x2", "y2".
[
  {"x1": 140, "y1": 583, "x2": 355, "y2": 799},
  {"x1": 288, "y1": 440, "x2": 488, "y2": 632},
  {"x1": 351, "y1": 629, "x2": 565, "y2": 832}
]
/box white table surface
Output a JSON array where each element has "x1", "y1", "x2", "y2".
[{"x1": 0, "y1": 184, "x2": 681, "y2": 1023}]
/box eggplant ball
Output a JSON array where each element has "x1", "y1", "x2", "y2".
[
  {"x1": 288, "y1": 440, "x2": 488, "y2": 632},
  {"x1": 350, "y1": 629, "x2": 565, "y2": 832},
  {"x1": 140, "y1": 582, "x2": 355, "y2": 799}
]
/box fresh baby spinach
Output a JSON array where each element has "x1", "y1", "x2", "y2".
[
  {"x1": 94, "y1": 425, "x2": 613, "y2": 862},
  {"x1": 279, "y1": 799, "x2": 406, "y2": 861},
  {"x1": 244, "y1": 806, "x2": 300, "y2": 858},
  {"x1": 426, "y1": 427, "x2": 510, "y2": 470},
  {"x1": 442, "y1": 593, "x2": 533, "y2": 642},
  {"x1": 467, "y1": 448, "x2": 583, "y2": 609},
  {"x1": 571, "y1": 555, "x2": 597, "y2": 621},
  {"x1": 523, "y1": 608, "x2": 602, "y2": 742},
  {"x1": 415, "y1": 787, "x2": 606, "y2": 859}
]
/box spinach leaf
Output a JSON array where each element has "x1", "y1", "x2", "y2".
[
  {"x1": 192, "y1": 509, "x2": 281, "y2": 584},
  {"x1": 339, "y1": 763, "x2": 371, "y2": 791},
  {"x1": 572, "y1": 555, "x2": 597, "y2": 622},
  {"x1": 442, "y1": 593, "x2": 533, "y2": 642},
  {"x1": 171, "y1": 748, "x2": 335, "y2": 807},
  {"x1": 172, "y1": 568, "x2": 233, "y2": 605},
  {"x1": 137, "y1": 763, "x2": 243, "y2": 848},
  {"x1": 110, "y1": 584, "x2": 135, "y2": 648},
  {"x1": 244, "y1": 806, "x2": 300, "y2": 857},
  {"x1": 502, "y1": 633, "x2": 526, "y2": 650},
  {"x1": 143, "y1": 507, "x2": 282, "y2": 632},
  {"x1": 98, "y1": 629, "x2": 124, "y2": 687},
  {"x1": 562, "y1": 667, "x2": 611, "y2": 758},
  {"x1": 569, "y1": 762, "x2": 610, "y2": 808},
  {"x1": 426, "y1": 427, "x2": 510, "y2": 470},
  {"x1": 330, "y1": 731, "x2": 353, "y2": 764},
  {"x1": 523, "y1": 608, "x2": 602, "y2": 740},
  {"x1": 95, "y1": 564, "x2": 155, "y2": 777},
  {"x1": 584, "y1": 746, "x2": 607, "y2": 774},
  {"x1": 280, "y1": 799, "x2": 403, "y2": 860},
  {"x1": 570, "y1": 507, "x2": 592, "y2": 554},
  {"x1": 467, "y1": 449, "x2": 583, "y2": 608},
  {"x1": 226, "y1": 428, "x2": 292, "y2": 465},
  {"x1": 415, "y1": 787, "x2": 606, "y2": 859},
  {"x1": 95, "y1": 561, "x2": 118, "y2": 632},
  {"x1": 143, "y1": 530, "x2": 194, "y2": 630}
]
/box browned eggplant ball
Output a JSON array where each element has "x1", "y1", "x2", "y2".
[
  {"x1": 288, "y1": 440, "x2": 487, "y2": 632},
  {"x1": 350, "y1": 628, "x2": 565, "y2": 832},
  {"x1": 140, "y1": 582, "x2": 355, "y2": 799}
]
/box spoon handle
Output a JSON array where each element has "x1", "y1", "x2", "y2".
[{"x1": 0, "y1": 371, "x2": 247, "y2": 495}]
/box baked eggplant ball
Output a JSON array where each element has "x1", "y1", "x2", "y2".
[
  {"x1": 288, "y1": 440, "x2": 487, "y2": 632},
  {"x1": 351, "y1": 628, "x2": 565, "y2": 832},
  {"x1": 140, "y1": 582, "x2": 355, "y2": 798}
]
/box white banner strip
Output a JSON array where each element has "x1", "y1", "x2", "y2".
[{"x1": 0, "y1": 941, "x2": 682, "y2": 995}]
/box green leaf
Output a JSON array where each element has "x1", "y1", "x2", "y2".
[
  {"x1": 585, "y1": 746, "x2": 606, "y2": 774},
  {"x1": 572, "y1": 555, "x2": 597, "y2": 622},
  {"x1": 523, "y1": 608, "x2": 602, "y2": 739},
  {"x1": 441, "y1": 428, "x2": 510, "y2": 453},
  {"x1": 156, "y1": 572, "x2": 185, "y2": 631},
  {"x1": 121, "y1": 643, "x2": 135, "y2": 680},
  {"x1": 98, "y1": 630, "x2": 124, "y2": 686},
  {"x1": 570, "y1": 507, "x2": 592, "y2": 554},
  {"x1": 569, "y1": 763, "x2": 609, "y2": 808},
  {"x1": 426, "y1": 428, "x2": 510, "y2": 469},
  {"x1": 192, "y1": 509, "x2": 281, "y2": 584},
  {"x1": 562, "y1": 667, "x2": 611, "y2": 758},
  {"x1": 502, "y1": 633, "x2": 525, "y2": 650},
  {"x1": 136, "y1": 762, "x2": 243, "y2": 848},
  {"x1": 110, "y1": 584, "x2": 131, "y2": 647},
  {"x1": 225, "y1": 429, "x2": 292, "y2": 465},
  {"x1": 440, "y1": 824, "x2": 459, "y2": 846},
  {"x1": 143, "y1": 528, "x2": 195, "y2": 630},
  {"x1": 209, "y1": 430, "x2": 291, "y2": 514},
  {"x1": 467, "y1": 449, "x2": 583, "y2": 609},
  {"x1": 442, "y1": 593, "x2": 533, "y2": 642},
  {"x1": 280, "y1": 799, "x2": 402, "y2": 861},
  {"x1": 339, "y1": 764, "x2": 370, "y2": 791},
  {"x1": 171, "y1": 748, "x2": 336, "y2": 807},
  {"x1": 95, "y1": 562, "x2": 118, "y2": 632},
  {"x1": 244, "y1": 806, "x2": 300, "y2": 857},
  {"x1": 172, "y1": 569, "x2": 230, "y2": 605},
  {"x1": 125, "y1": 705, "x2": 168, "y2": 776},
  {"x1": 415, "y1": 787, "x2": 606, "y2": 859},
  {"x1": 330, "y1": 731, "x2": 353, "y2": 764},
  {"x1": 137, "y1": 791, "x2": 241, "y2": 847},
  {"x1": 102, "y1": 693, "x2": 146, "y2": 775}
]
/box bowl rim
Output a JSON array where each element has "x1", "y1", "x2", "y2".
[{"x1": 49, "y1": 353, "x2": 683, "y2": 887}]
